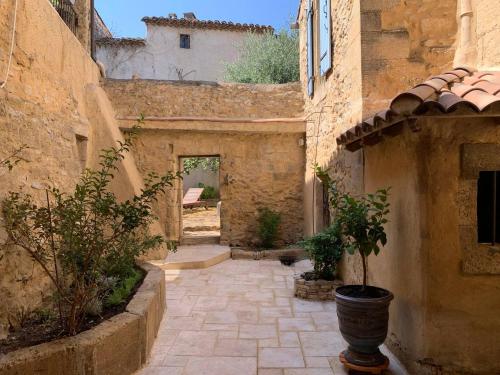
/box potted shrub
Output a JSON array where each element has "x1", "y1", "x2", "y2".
[
  {"x1": 295, "y1": 223, "x2": 344, "y2": 300},
  {"x1": 334, "y1": 188, "x2": 392, "y2": 367}
]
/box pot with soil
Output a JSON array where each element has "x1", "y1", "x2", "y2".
[{"x1": 336, "y1": 285, "x2": 393, "y2": 366}]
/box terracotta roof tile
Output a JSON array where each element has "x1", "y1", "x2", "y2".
[
  {"x1": 337, "y1": 67, "x2": 500, "y2": 151},
  {"x1": 141, "y1": 17, "x2": 273, "y2": 33}
]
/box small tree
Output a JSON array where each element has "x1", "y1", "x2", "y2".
[
  {"x1": 2, "y1": 127, "x2": 179, "y2": 335},
  {"x1": 315, "y1": 165, "x2": 390, "y2": 289},
  {"x1": 224, "y1": 29, "x2": 299, "y2": 84},
  {"x1": 334, "y1": 189, "x2": 390, "y2": 289}
]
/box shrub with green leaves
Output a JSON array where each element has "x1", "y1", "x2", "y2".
[
  {"x1": 298, "y1": 223, "x2": 344, "y2": 281},
  {"x1": 257, "y1": 208, "x2": 281, "y2": 248},
  {"x1": 1, "y1": 126, "x2": 180, "y2": 335},
  {"x1": 224, "y1": 29, "x2": 299, "y2": 84},
  {"x1": 198, "y1": 183, "x2": 219, "y2": 200}
]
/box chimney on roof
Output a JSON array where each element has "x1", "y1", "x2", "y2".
[
  {"x1": 183, "y1": 12, "x2": 197, "y2": 20},
  {"x1": 168, "y1": 13, "x2": 177, "y2": 19}
]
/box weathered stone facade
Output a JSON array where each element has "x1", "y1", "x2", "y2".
[
  {"x1": 0, "y1": 0, "x2": 168, "y2": 339},
  {"x1": 298, "y1": 0, "x2": 499, "y2": 374},
  {"x1": 103, "y1": 80, "x2": 306, "y2": 247}
]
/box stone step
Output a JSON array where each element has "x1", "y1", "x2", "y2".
[
  {"x1": 153, "y1": 244, "x2": 231, "y2": 270},
  {"x1": 180, "y1": 234, "x2": 220, "y2": 246}
]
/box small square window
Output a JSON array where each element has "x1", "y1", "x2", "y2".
[
  {"x1": 180, "y1": 34, "x2": 190, "y2": 49},
  {"x1": 477, "y1": 171, "x2": 500, "y2": 244}
]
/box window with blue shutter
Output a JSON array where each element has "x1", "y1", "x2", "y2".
[
  {"x1": 319, "y1": 0, "x2": 332, "y2": 76},
  {"x1": 307, "y1": 0, "x2": 314, "y2": 96}
]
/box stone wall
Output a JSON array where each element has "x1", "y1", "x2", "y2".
[
  {"x1": 103, "y1": 79, "x2": 304, "y2": 119},
  {"x1": 103, "y1": 80, "x2": 306, "y2": 246},
  {"x1": 0, "y1": 0, "x2": 167, "y2": 339},
  {"x1": 360, "y1": 0, "x2": 457, "y2": 115}
]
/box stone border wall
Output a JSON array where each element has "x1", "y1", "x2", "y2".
[
  {"x1": 294, "y1": 276, "x2": 343, "y2": 301},
  {"x1": 231, "y1": 248, "x2": 307, "y2": 261},
  {"x1": 0, "y1": 264, "x2": 165, "y2": 375}
]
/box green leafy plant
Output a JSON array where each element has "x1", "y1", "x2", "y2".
[
  {"x1": 314, "y1": 165, "x2": 390, "y2": 288},
  {"x1": 257, "y1": 208, "x2": 281, "y2": 248},
  {"x1": 198, "y1": 183, "x2": 219, "y2": 200},
  {"x1": 2, "y1": 125, "x2": 180, "y2": 335},
  {"x1": 183, "y1": 157, "x2": 220, "y2": 174},
  {"x1": 105, "y1": 269, "x2": 144, "y2": 307},
  {"x1": 298, "y1": 222, "x2": 344, "y2": 280},
  {"x1": 224, "y1": 29, "x2": 299, "y2": 84}
]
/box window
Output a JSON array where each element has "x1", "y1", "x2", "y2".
[
  {"x1": 180, "y1": 34, "x2": 190, "y2": 49},
  {"x1": 306, "y1": 0, "x2": 314, "y2": 96},
  {"x1": 477, "y1": 171, "x2": 500, "y2": 244},
  {"x1": 319, "y1": 0, "x2": 332, "y2": 76}
]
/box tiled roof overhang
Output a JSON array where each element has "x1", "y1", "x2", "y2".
[
  {"x1": 337, "y1": 67, "x2": 500, "y2": 152},
  {"x1": 142, "y1": 17, "x2": 274, "y2": 33},
  {"x1": 96, "y1": 37, "x2": 146, "y2": 47}
]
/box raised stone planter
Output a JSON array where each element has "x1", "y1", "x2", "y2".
[
  {"x1": 231, "y1": 247, "x2": 307, "y2": 261},
  {"x1": 294, "y1": 274, "x2": 343, "y2": 301},
  {"x1": 0, "y1": 263, "x2": 166, "y2": 375}
]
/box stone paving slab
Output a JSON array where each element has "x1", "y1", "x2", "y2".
[{"x1": 136, "y1": 259, "x2": 409, "y2": 375}]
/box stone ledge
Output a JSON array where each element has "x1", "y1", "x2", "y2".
[
  {"x1": 294, "y1": 275, "x2": 343, "y2": 301},
  {"x1": 0, "y1": 263, "x2": 166, "y2": 375},
  {"x1": 231, "y1": 248, "x2": 307, "y2": 261}
]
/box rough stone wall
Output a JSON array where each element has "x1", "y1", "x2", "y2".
[
  {"x1": 103, "y1": 79, "x2": 306, "y2": 246},
  {"x1": 0, "y1": 0, "x2": 101, "y2": 339},
  {"x1": 130, "y1": 130, "x2": 305, "y2": 247},
  {"x1": 364, "y1": 119, "x2": 500, "y2": 374},
  {"x1": 298, "y1": 0, "x2": 365, "y2": 283},
  {"x1": 103, "y1": 80, "x2": 304, "y2": 119},
  {"x1": 473, "y1": 0, "x2": 500, "y2": 69},
  {"x1": 0, "y1": 0, "x2": 166, "y2": 339},
  {"x1": 361, "y1": 0, "x2": 457, "y2": 115}
]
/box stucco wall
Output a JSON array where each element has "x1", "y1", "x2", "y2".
[
  {"x1": 103, "y1": 79, "x2": 306, "y2": 246},
  {"x1": 97, "y1": 24, "x2": 253, "y2": 81},
  {"x1": 364, "y1": 119, "x2": 500, "y2": 374}
]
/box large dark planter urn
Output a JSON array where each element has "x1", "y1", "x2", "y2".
[{"x1": 335, "y1": 285, "x2": 394, "y2": 367}]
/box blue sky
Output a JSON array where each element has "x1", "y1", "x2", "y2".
[{"x1": 95, "y1": 0, "x2": 299, "y2": 38}]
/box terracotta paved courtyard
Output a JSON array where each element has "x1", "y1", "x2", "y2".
[{"x1": 138, "y1": 259, "x2": 408, "y2": 375}]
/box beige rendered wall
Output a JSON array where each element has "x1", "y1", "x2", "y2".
[
  {"x1": 364, "y1": 118, "x2": 500, "y2": 374},
  {"x1": 0, "y1": 0, "x2": 166, "y2": 339}
]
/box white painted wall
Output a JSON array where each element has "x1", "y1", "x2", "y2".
[{"x1": 97, "y1": 24, "x2": 252, "y2": 81}]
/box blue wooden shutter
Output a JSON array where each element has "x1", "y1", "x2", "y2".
[
  {"x1": 319, "y1": 0, "x2": 332, "y2": 76},
  {"x1": 307, "y1": 0, "x2": 314, "y2": 96}
]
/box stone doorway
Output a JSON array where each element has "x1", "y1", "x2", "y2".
[{"x1": 180, "y1": 156, "x2": 221, "y2": 245}]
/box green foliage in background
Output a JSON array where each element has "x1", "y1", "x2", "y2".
[
  {"x1": 224, "y1": 29, "x2": 300, "y2": 84},
  {"x1": 198, "y1": 183, "x2": 219, "y2": 200},
  {"x1": 257, "y1": 208, "x2": 282, "y2": 248},
  {"x1": 183, "y1": 157, "x2": 220, "y2": 174}
]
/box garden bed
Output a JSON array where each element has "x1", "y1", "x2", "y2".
[
  {"x1": 294, "y1": 272, "x2": 343, "y2": 301},
  {"x1": 0, "y1": 263, "x2": 165, "y2": 375}
]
